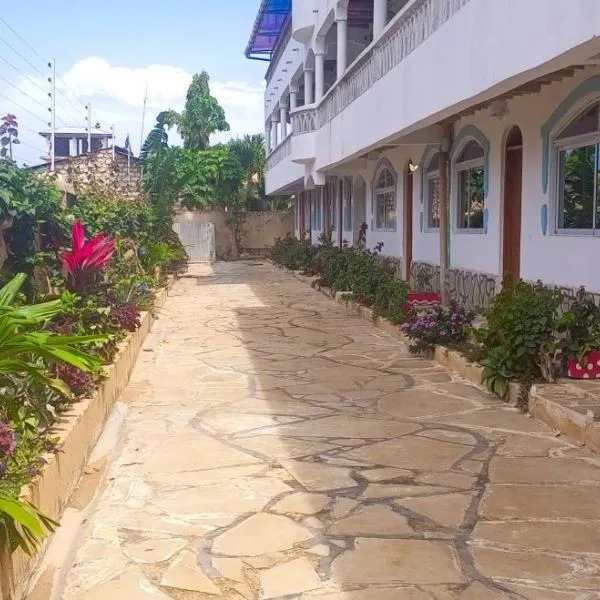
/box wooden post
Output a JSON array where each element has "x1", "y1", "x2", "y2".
[{"x1": 439, "y1": 122, "x2": 453, "y2": 305}]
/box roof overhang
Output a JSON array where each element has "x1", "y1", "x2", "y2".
[{"x1": 245, "y1": 0, "x2": 291, "y2": 62}]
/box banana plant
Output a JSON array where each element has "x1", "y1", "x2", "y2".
[
  {"x1": 0, "y1": 496, "x2": 58, "y2": 555},
  {"x1": 0, "y1": 273, "x2": 105, "y2": 397}
]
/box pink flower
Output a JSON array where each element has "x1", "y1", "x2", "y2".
[{"x1": 0, "y1": 421, "x2": 16, "y2": 457}]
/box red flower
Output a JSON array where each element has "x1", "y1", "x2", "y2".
[{"x1": 62, "y1": 221, "x2": 115, "y2": 294}]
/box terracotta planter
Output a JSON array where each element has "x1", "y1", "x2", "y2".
[{"x1": 567, "y1": 351, "x2": 600, "y2": 379}]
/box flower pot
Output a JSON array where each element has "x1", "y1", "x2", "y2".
[
  {"x1": 407, "y1": 291, "x2": 441, "y2": 310},
  {"x1": 567, "y1": 351, "x2": 600, "y2": 379}
]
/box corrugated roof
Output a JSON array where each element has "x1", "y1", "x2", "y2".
[{"x1": 245, "y1": 0, "x2": 291, "y2": 61}]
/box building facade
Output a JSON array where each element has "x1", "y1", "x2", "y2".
[{"x1": 246, "y1": 0, "x2": 600, "y2": 307}]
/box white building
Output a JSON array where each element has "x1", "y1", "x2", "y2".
[{"x1": 246, "y1": 0, "x2": 600, "y2": 307}]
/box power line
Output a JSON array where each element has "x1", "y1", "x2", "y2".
[
  {"x1": 0, "y1": 34, "x2": 46, "y2": 78},
  {"x1": 0, "y1": 16, "x2": 47, "y2": 64},
  {"x1": 0, "y1": 54, "x2": 47, "y2": 96},
  {"x1": 54, "y1": 81, "x2": 87, "y2": 118},
  {"x1": 17, "y1": 139, "x2": 48, "y2": 155},
  {"x1": 0, "y1": 92, "x2": 48, "y2": 127},
  {"x1": 0, "y1": 74, "x2": 50, "y2": 111}
]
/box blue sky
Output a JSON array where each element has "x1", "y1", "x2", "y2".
[{"x1": 0, "y1": 1, "x2": 268, "y2": 164}]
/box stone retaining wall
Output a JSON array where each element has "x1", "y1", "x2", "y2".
[{"x1": 0, "y1": 278, "x2": 175, "y2": 600}]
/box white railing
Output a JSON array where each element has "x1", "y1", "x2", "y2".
[
  {"x1": 291, "y1": 106, "x2": 317, "y2": 135},
  {"x1": 267, "y1": 134, "x2": 292, "y2": 170},
  {"x1": 317, "y1": 0, "x2": 472, "y2": 126}
]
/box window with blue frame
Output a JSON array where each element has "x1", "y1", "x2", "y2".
[
  {"x1": 554, "y1": 102, "x2": 600, "y2": 233},
  {"x1": 344, "y1": 177, "x2": 353, "y2": 231}
]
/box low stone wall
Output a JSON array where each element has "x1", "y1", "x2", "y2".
[
  {"x1": 0, "y1": 279, "x2": 175, "y2": 600},
  {"x1": 31, "y1": 149, "x2": 142, "y2": 202},
  {"x1": 410, "y1": 262, "x2": 499, "y2": 309},
  {"x1": 174, "y1": 210, "x2": 293, "y2": 260}
]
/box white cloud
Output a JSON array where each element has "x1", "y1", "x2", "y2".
[
  {"x1": 63, "y1": 58, "x2": 265, "y2": 149},
  {"x1": 0, "y1": 57, "x2": 265, "y2": 164}
]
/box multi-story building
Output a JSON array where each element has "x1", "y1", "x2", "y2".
[{"x1": 246, "y1": 0, "x2": 600, "y2": 307}]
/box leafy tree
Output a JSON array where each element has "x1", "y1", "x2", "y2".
[
  {"x1": 163, "y1": 72, "x2": 229, "y2": 150},
  {"x1": 175, "y1": 146, "x2": 244, "y2": 210},
  {"x1": 228, "y1": 134, "x2": 265, "y2": 208}
]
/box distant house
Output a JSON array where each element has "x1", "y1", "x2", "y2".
[
  {"x1": 29, "y1": 127, "x2": 142, "y2": 203},
  {"x1": 38, "y1": 126, "x2": 113, "y2": 161}
]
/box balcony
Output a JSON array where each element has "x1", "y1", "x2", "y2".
[
  {"x1": 291, "y1": 105, "x2": 317, "y2": 163},
  {"x1": 317, "y1": 0, "x2": 473, "y2": 128},
  {"x1": 292, "y1": 0, "x2": 316, "y2": 43},
  {"x1": 265, "y1": 134, "x2": 304, "y2": 195},
  {"x1": 267, "y1": 134, "x2": 292, "y2": 171}
]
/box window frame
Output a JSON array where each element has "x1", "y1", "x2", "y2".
[
  {"x1": 553, "y1": 115, "x2": 600, "y2": 236},
  {"x1": 343, "y1": 177, "x2": 353, "y2": 232},
  {"x1": 424, "y1": 153, "x2": 440, "y2": 232},
  {"x1": 373, "y1": 165, "x2": 397, "y2": 232},
  {"x1": 453, "y1": 143, "x2": 486, "y2": 234}
]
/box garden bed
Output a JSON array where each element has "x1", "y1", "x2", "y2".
[{"x1": 0, "y1": 277, "x2": 176, "y2": 600}]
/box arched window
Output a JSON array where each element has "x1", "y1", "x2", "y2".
[
  {"x1": 374, "y1": 165, "x2": 396, "y2": 231},
  {"x1": 425, "y1": 153, "x2": 440, "y2": 230},
  {"x1": 554, "y1": 101, "x2": 600, "y2": 232},
  {"x1": 455, "y1": 140, "x2": 485, "y2": 230}
]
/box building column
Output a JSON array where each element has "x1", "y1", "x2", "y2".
[
  {"x1": 439, "y1": 124, "x2": 453, "y2": 306},
  {"x1": 279, "y1": 102, "x2": 289, "y2": 140},
  {"x1": 270, "y1": 116, "x2": 279, "y2": 149},
  {"x1": 373, "y1": 0, "x2": 387, "y2": 38},
  {"x1": 289, "y1": 86, "x2": 298, "y2": 111},
  {"x1": 304, "y1": 68, "x2": 314, "y2": 105},
  {"x1": 315, "y1": 51, "x2": 325, "y2": 103},
  {"x1": 336, "y1": 16, "x2": 348, "y2": 79}
]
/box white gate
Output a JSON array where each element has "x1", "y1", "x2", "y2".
[{"x1": 173, "y1": 221, "x2": 216, "y2": 263}]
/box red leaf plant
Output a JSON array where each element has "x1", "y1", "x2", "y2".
[{"x1": 62, "y1": 221, "x2": 115, "y2": 294}]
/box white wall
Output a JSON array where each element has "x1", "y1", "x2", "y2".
[
  {"x1": 436, "y1": 67, "x2": 600, "y2": 291},
  {"x1": 316, "y1": 0, "x2": 600, "y2": 172}
]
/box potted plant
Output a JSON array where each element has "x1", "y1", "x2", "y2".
[{"x1": 556, "y1": 288, "x2": 600, "y2": 379}]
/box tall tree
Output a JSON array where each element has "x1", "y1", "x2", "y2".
[{"x1": 165, "y1": 72, "x2": 230, "y2": 150}]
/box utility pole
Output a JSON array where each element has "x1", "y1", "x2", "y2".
[
  {"x1": 111, "y1": 124, "x2": 115, "y2": 160},
  {"x1": 86, "y1": 102, "x2": 92, "y2": 153},
  {"x1": 49, "y1": 58, "x2": 56, "y2": 171},
  {"x1": 139, "y1": 82, "x2": 148, "y2": 154}
]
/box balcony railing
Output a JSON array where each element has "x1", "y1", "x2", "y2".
[
  {"x1": 266, "y1": 134, "x2": 292, "y2": 170},
  {"x1": 317, "y1": 0, "x2": 472, "y2": 126},
  {"x1": 291, "y1": 106, "x2": 317, "y2": 135}
]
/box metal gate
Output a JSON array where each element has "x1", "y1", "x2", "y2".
[{"x1": 173, "y1": 221, "x2": 216, "y2": 263}]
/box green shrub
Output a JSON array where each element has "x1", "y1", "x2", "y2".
[
  {"x1": 478, "y1": 282, "x2": 562, "y2": 395},
  {"x1": 272, "y1": 235, "x2": 409, "y2": 324},
  {"x1": 271, "y1": 235, "x2": 315, "y2": 271}
]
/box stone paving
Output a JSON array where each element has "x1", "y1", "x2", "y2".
[{"x1": 60, "y1": 262, "x2": 600, "y2": 600}]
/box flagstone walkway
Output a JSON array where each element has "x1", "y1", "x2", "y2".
[{"x1": 60, "y1": 262, "x2": 600, "y2": 600}]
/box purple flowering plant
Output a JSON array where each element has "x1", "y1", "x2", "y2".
[{"x1": 402, "y1": 302, "x2": 475, "y2": 354}]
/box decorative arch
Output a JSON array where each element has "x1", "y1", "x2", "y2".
[
  {"x1": 541, "y1": 76, "x2": 600, "y2": 193},
  {"x1": 371, "y1": 158, "x2": 398, "y2": 232},
  {"x1": 371, "y1": 157, "x2": 398, "y2": 190},
  {"x1": 450, "y1": 124, "x2": 490, "y2": 197}
]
